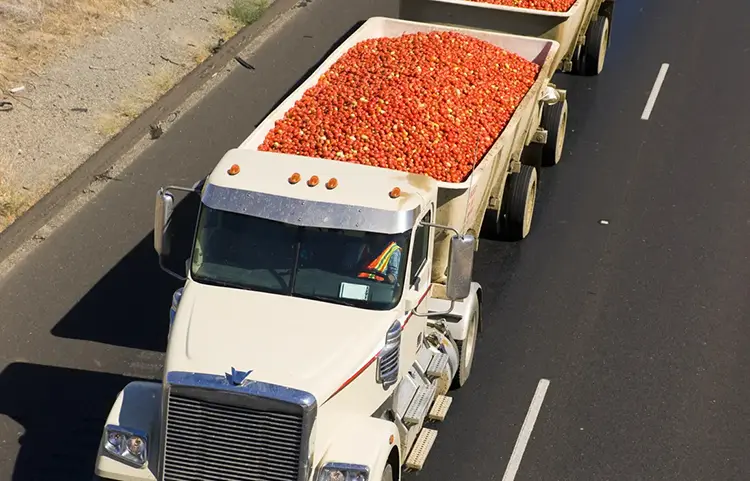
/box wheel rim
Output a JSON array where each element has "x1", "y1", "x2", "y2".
[
  {"x1": 522, "y1": 171, "x2": 537, "y2": 238},
  {"x1": 463, "y1": 309, "x2": 479, "y2": 374},
  {"x1": 598, "y1": 19, "x2": 609, "y2": 73},
  {"x1": 554, "y1": 101, "x2": 568, "y2": 164}
]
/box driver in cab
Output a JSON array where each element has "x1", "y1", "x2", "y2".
[{"x1": 357, "y1": 237, "x2": 402, "y2": 284}]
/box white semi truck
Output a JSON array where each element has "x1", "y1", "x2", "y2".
[{"x1": 94, "y1": 17, "x2": 562, "y2": 481}]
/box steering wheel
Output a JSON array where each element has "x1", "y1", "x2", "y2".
[{"x1": 361, "y1": 268, "x2": 396, "y2": 285}]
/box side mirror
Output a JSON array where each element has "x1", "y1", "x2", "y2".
[
  {"x1": 445, "y1": 234, "x2": 475, "y2": 301},
  {"x1": 154, "y1": 189, "x2": 175, "y2": 256}
]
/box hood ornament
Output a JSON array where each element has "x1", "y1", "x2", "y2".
[{"x1": 226, "y1": 367, "x2": 253, "y2": 386}]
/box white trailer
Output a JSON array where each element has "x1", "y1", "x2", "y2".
[
  {"x1": 399, "y1": 0, "x2": 615, "y2": 76},
  {"x1": 94, "y1": 17, "x2": 563, "y2": 481}
]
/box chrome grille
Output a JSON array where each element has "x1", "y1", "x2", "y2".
[
  {"x1": 377, "y1": 320, "x2": 402, "y2": 389},
  {"x1": 163, "y1": 392, "x2": 304, "y2": 481}
]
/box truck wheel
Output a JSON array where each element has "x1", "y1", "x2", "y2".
[
  {"x1": 382, "y1": 463, "x2": 395, "y2": 481},
  {"x1": 520, "y1": 143, "x2": 542, "y2": 172},
  {"x1": 570, "y1": 44, "x2": 583, "y2": 74},
  {"x1": 452, "y1": 297, "x2": 479, "y2": 389},
  {"x1": 501, "y1": 165, "x2": 538, "y2": 241},
  {"x1": 599, "y1": 0, "x2": 615, "y2": 30},
  {"x1": 540, "y1": 99, "x2": 568, "y2": 167},
  {"x1": 581, "y1": 15, "x2": 610, "y2": 76}
]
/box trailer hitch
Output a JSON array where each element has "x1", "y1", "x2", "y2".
[{"x1": 540, "y1": 85, "x2": 566, "y2": 105}]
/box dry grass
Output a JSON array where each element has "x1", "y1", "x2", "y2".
[
  {"x1": 0, "y1": 169, "x2": 63, "y2": 232},
  {"x1": 226, "y1": 0, "x2": 268, "y2": 27},
  {"x1": 0, "y1": 173, "x2": 30, "y2": 231},
  {"x1": 0, "y1": 0, "x2": 157, "y2": 91},
  {"x1": 96, "y1": 66, "x2": 180, "y2": 136},
  {"x1": 190, "y1": 43, "x2": 212, "y2": 64},
  {"x1": 214, "y1": 13, "x2": 243, "y2": 40}
]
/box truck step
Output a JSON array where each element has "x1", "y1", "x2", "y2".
[
  {"x1": 427, "y1": 394, "x2": 452, "y2": 422},
  {"x1": 425, "y1": 352, "x2": 449, "y2": 378},
  {"x1": 403, "y1": 383, "x2": 437, "y2": 425},
  {"x1": 405, "y1": 428, "x2": 438, "y2": 471}
]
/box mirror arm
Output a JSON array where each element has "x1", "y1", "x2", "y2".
[
  {"x1": 164, "y1": 184, "x2": 202, "y2": 194},
  {"x1": 410, "y1": 300, "x2": 455, "y2": 318},
  {"x1": 418, "y1": 221, "x2": 463, "y2": 238}
]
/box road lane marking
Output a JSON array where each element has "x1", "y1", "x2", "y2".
[
  {"x1": 501, "y1": 379, "x2": 550, "y2": 481},
  {"x1": 641, "y1": 63, "x2": 670, "y2": 120}
]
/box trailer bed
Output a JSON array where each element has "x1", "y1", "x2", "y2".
[
  {"x1": 239, "y1": 16, "x2": 559, "y2": 283},
  {"x1": 399, "y1": 0, "x2": 602, "y2": 72}
]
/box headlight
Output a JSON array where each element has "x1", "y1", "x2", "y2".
[
  {"x1": 103, "y1": 424, "x2": 148, "y2": 468},
  {"x1": 317, "y1": 463, "x2": 369, "y2": 481},
  {"x1": 169, "y1": 287, "x2": 184, "y2": 325}
]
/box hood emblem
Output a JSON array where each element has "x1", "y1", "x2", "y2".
[{"x1": 226, "y1": 367, "x2": 253, "y2": 386}]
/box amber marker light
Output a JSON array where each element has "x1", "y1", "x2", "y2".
[
  {"x1": 389, "y1": 187, "x2": 401, "y2": 199},
  {"x1": 326, "y1": 178, "x2": 338, "y2": 190},
  {"x1": 227, "y1": 164, "x2": 240, "y2": 176},
  {"x1": 308, "y1": 175, "x2": 320, "y2": 187},
  {"x1": 289, "y1": 172, "x2": 301, "y2": 184}
]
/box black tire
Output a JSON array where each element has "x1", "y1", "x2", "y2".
[
  {"x1": 540, "y1": 99, "x2": 568, "y2": 167},
  {"x1": 480, "y1": 206, "x2": 502, "y2": 240},
  {"x1": 451, "y1": 297, "x2": 480, "y2": 390},
  {"x1": 520, "y1": 142, "x2": 543, "y2": 172},
  {"x1": 383, "y1": 463, "x2": 395, "y2": 481},
  {"x1": 599, "y1": 0, "x2": 615, "y2": 29},
  {"x1": 581, "y1": 15, "x2": 610, "y2": 76},
  {"x1": 500, "y1": 165, "x2": 538, "y2": 241}
]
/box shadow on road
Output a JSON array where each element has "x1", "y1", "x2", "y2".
[
  {"x1": 0, "y1": 362, "x2": 147, "y2": 481},
  {"x1": 50, "y1": 192, "x2": 200, "y2": 351}
]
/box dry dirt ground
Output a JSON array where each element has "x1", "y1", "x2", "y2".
[{"x1": 0, "y1": 0, "x2": 270, "y2": 231}]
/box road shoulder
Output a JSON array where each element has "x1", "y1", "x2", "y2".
[{"x1": 0, "y1": 0, "x2": 302, "y2": 277}]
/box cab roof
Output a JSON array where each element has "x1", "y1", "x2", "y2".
[{"x1": 206, "y1": 149, "x2": 436, "y2": 214}]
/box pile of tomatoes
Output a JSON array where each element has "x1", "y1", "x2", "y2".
[
  {"x1": 465, "y1": 0, "x2": 577, "y2": 12},
  {"x1": 258, "y1": 31, "x2": 540, "y2": 183}
]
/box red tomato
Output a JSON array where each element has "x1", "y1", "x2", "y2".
[{"x1": 258, "y1": 31, "x2": 540, "y2": 183}]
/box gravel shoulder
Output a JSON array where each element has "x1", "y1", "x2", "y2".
[{"x1": 0, "y1": 0, "x2": 271, "y2": 231}]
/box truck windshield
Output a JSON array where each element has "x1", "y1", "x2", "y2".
[{"x1": 190, "y1": 205, "x2": 412, "y2": 310}]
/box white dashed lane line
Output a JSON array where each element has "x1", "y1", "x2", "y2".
[
  {"x1": 501, "y1": 378, "x2": 551, "y2": 481},
  {"x1": 641, "y1": 63, "x2": 670, "y2": 120}
]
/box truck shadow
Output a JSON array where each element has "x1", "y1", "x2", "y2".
[
  {"x1": 50, "y1": 193, "x2": 200, "y2": 352},
  {"x1": 0, "y1": 362, "x2": 147, "y2": 481}
]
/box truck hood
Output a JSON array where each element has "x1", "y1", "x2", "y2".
[{"x1": 165, "y1": 280, "x2": 396, "y2": 404}]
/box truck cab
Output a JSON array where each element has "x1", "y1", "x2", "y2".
[{"x1": 94, "y1": 148, "x2": 481, "y2": 481}]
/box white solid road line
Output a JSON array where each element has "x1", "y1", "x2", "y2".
[
  {"x1": 641, "y1": 63, "x2": 670, "y2": 120},
  {"x1": 501, "y1": 379, "x2": 551, "y2": 481}
]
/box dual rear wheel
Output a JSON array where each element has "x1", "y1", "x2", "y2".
[
  {"x1": 481, "y1": 96, "x2": 567, "y2": 242},
  {"x1": 574, "y1": 1, "x2": 614, "y2": 77}
]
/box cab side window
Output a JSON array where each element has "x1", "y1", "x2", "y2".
[{"x1": 410, "y1": 211, "x2": 432, "y2": 287}]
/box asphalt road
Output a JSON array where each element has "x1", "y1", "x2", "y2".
[{"x1": 1, "y1": 0, "x2": 749, "y2": 480}]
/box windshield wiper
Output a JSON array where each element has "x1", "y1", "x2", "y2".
[
  {"x1": 193, "y1": 275, "x2": 248, "y2": 290},
  {"x1": 193, "y1": 274, "x2": 284, "y2": 295}
]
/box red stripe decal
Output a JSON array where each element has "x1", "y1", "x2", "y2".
[{"x1": 324, "y1": 288, "x2": 432, "y2": 403}]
